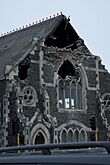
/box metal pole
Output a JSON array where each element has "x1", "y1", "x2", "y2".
[
  {"x1": 17, "y1": 133, "x2": 20, "y2": 146},
  {"x1": 95, "y1": 129, "x2": 98, "y2": 141}
]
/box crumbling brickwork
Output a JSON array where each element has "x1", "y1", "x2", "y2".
[{"x1": 0, "y1": 14, "x2": 110, "y2": 146}]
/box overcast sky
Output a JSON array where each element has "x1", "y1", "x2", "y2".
[{"x1": 0, "y1": 0, "x2": 110, "y2": 71}]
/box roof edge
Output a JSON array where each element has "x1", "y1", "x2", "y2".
[
  {"x1": 7, "y1": 38, "x2": 45, "y2": 76},
  {"x1": 0, "y1": 12, "x2": 65, "y2": 39}
]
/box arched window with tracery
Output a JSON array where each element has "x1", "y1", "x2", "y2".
[
  {"x1": 79, "y1": 129, "x2": 86, "y2": 142},
  {"x1": 60, "y1": 127, "x2": 87, "y2": 143},
  {"x1": 68, "y1": 129, "x2": 73, "y2": 142},
  {"x1": 73, "y1": 129, "x2": 79, "y2": 142},
  {"x1": 58, "y1": 60, "x2": 82, "y2": 110},
  {"x1": 61, "y1": 129, "x2": 67, "y2": 143}
]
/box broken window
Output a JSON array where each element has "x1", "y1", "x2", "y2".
[
  {"x1": 18, "y1": 63, "x2": 29, "y2": 80},
  {"x1": 58, "y1": 60, "x2": 82, "y2": 110}
]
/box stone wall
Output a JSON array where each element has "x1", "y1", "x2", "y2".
[{"x1": 1, "y1": 44, "x2": 110, "y2": 146}]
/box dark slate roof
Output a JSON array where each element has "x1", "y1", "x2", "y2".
[{"x1": 0, "y1": 14, "x2": 78, "y2": 80}]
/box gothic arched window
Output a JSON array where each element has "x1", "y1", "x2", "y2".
[
  {"x1": 61, "y1": 129, "x2": 67, "y2": 143},
  {"x1": 79, "y1": 129, "x2": 86, "y2": 142},
  {"x1": 60, "y1": 127, "x2": 87, "y2": 143},
  {"x1": 68, "y1": 129, "x2": 73, "y2": 142},
  {"x1": 58, "y1": 60, "x2": 82, "y2": 110},
  {"x1": 73, "y1": 129, "x2": 79, "y2": 142}
]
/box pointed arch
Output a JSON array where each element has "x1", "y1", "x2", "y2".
[
  {"x1": 57, "y1": 59, "x2": 87, "y2": 110},
  {"x1": 67, "y1": 128, "x2": 74, "y2": 142},
  {"x1": 56, "y1": 58, "x2": 76, "y2": 74},
  {"x1": 35, "y1": 130, "x2": 45, "y2": 144},
  {"x1": 60, "y1": 128, "x2": 67, "y2": 143},
  {"x1": 56, "y1": 120, "x2": 91, "y2": 132},
  {"x1": 58, "y1": 59, "x2": 76, "y2": 79},
  {"x1": 30, "y1": 123, "x2": 50, "y2": 144},
  {"x1": 79, "y1": 128, "x2": 88, "y2": 141},
  {"x1": 73, "y1": 129, "x2": 79, "y2": 142}
]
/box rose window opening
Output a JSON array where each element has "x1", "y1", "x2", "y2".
[
  {"x1": 102, "y1": 94, "x2": 110, "y2": 109},
  {"x1": 23, "y1": 87, "x2": 35, "y2": 105}
]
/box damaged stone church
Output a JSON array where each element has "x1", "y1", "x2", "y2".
[{"x1": 0, "y1": 13, "x2": 110, "y2": 147}]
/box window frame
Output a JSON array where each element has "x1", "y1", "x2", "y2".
[
  {"x1": 60, "y1": 127, "x2": 87, "y2": 143},
  {"x1": 58, "y1": 75, "x2": 83, "y2": 110}
]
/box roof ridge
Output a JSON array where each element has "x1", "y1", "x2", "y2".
[{"x1": 0, "y1": 12, "x2": 65, "y2": 39}]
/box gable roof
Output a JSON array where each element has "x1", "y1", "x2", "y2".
[{"x1": 0, "y1": 14, "x2": 80, "y2": 80}]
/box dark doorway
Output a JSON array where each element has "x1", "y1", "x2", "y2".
[{"x1": 35, "y1": 132, "x2": 45, "y2": 144}]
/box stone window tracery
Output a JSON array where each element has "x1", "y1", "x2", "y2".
[
  {"x1": 73, "y1": 129, "x2": 79, "y2": 142},
  {"x1": 102, "y1": 94, "x2": 110, "y2": 109},
  {"x1": 79, "y1": 129, "x2": 86, "y2": 142},
  {"x1": 22, "y1": 86, "x2": 37, "y2": 106},
  {"x1": 101, "y1": 93, "x2": 110, "y2": 127},
  {"x1": 61, "y1": 129, "x2": 67, "y2": 143},
  {"x1": 60, "y1": 127, "x2": 87, "y2": 143},
  {"x1": 58, "y1": 60, "x2": 82, "y2": 110},
  {"x1": 23, "y1": 88, "x2": 34, "y2": 105},
  {"x1": 68, "y1": 129, "x2": 73, "y2": 142}
]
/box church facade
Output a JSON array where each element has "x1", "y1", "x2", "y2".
[{"x1": 0, "y1": 13, "x2": 110, "y2": 146}]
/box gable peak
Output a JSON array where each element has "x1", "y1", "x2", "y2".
[{"x1": 0, "y1": 12, "x2": 65, "y2": 39}]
